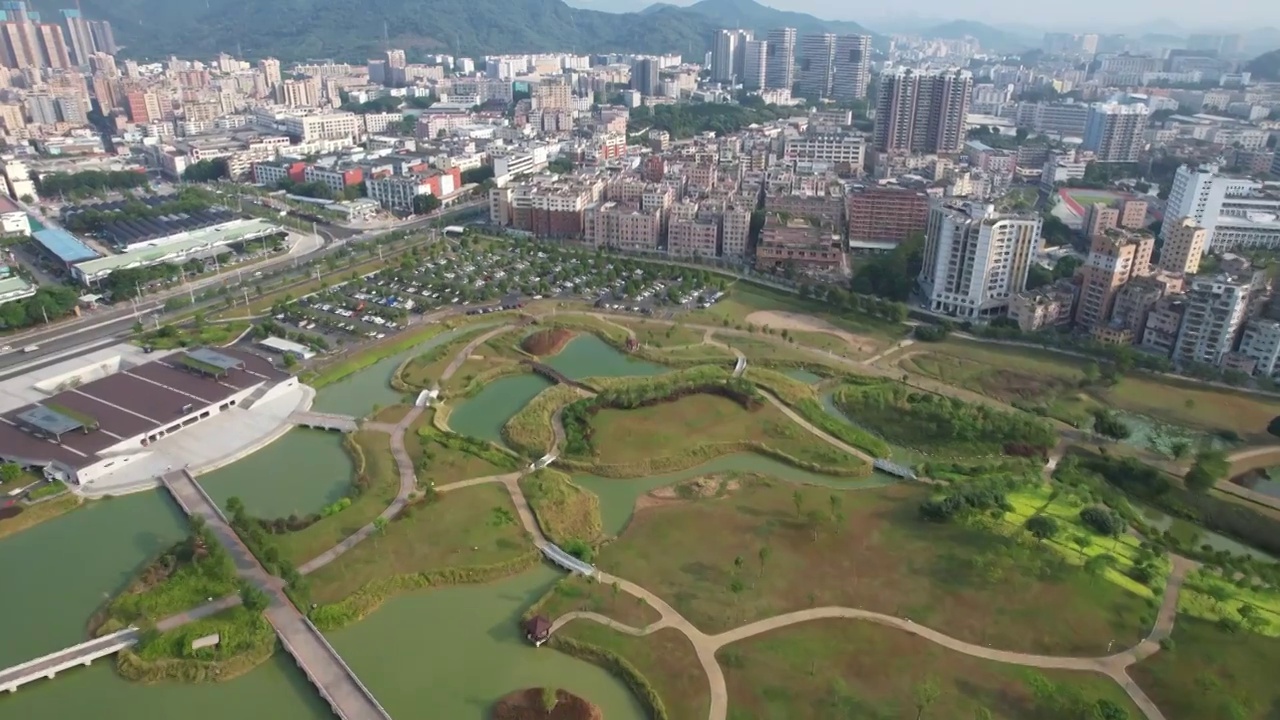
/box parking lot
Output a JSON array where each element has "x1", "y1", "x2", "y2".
[{"x1": 259, "y1": 240, "x2": 728, "y2": 352}]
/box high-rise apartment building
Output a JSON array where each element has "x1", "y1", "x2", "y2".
[
  {"x1": 830, "y1": 35, "x2": 871, "y2": 102},
  {"x1": 58, "y1": 8, "x2": 92, "y2": 65},
  {"x1": 1159, "y1": 218, "x2": 1208, "y2": 275},
  {"x1": 1074, "y1": 229, "x2": 1155, "y2": 328},
  {"x1": 533, "y1": 78, "x2": 572, "y2": 111},
  {"x1": 918, "y1": 200, "x2": 1042, "y2": 319},
  {"x1": 88, "y1": 19, "x2": 114, "y2": 54},
  {"x1": 277, "y1": 78, "x2": 320, "y2": 108},
  {"x1": 796, "y1": 33, "x2": 835, "y2": 99},
  {"x1": 741, "y1": 40, "x2": 767, "y2": 90},
  {"x1": 711, "y1": 29, "x2": 751, "y2": 83},
  {"x1": 764, "y1": 27, "x2": 796, "y2": 91},
  {"x1": 630, "y1": 58, "x2": 658, "y2": 96},
  {"x1": 35, "y1": 21, "x2": 70, "y2": 68},
  {"x1": 1174, "y1": 274, "x2": 1251, "y2": 366},
  {"x1": 124, "y1": 89, "x2": 160, "y2": 124},
  {"x1": 23, "y1": 92, "x2": 56, "y2": 124},
  {"x1": 873, "y1": 68, "x2": 972, "y2": 155},
  {"x1": 259, "y1": 57, "x2": 282, "y2": 90},
  {"x1": 1082, "y1": 102, "x2": 1149, "y2": 163}
]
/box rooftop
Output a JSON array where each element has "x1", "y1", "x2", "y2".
[
  {"x1": 33, "y1": 227, "x2": 99, "y2": 264},
  {"x1": 73, "y1": 218, "x2": 285, "y2": 279}
]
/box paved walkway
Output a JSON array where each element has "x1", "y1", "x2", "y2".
[
  {"x1": 299, "y1": 406, "x2": 423, "y2": 575},
  {"x1": 432, "y1": 324, "x2": 519, "y2": 393}
]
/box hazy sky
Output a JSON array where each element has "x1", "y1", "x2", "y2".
[{"x1": 570, "y1": 0, "x2": 1277, "y2": 31}]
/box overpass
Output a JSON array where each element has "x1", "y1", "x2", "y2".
[
  {"x1": 523, "y1": 361, "x2": 594, "y2": 393},
  {"x1": 160, "y1": 470, "x2": 391, "y2": 720},
  {"x1": 0, "y1": 628, "x2": 138, "y2": 694},
  {"x1": 289, "y1": 410, "x2": 360, "y2": 432}
]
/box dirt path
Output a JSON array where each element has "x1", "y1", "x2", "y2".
[
  {"x1": 759, "y1": 391, "x2": 875, "y2": 465},
  {"x1": 744, "y1": 310, "x2": 881, "y2": 356}
]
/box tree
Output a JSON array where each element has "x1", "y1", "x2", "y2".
[
  {"x1": 792, "y1": 489, "x2": 804, "y2": 518},
  {"x1": 1090, "y1": 698, "x2": 1130, "y2": 720},
  {"x1": 540, "y1": 687, "x2": 559, "y2": 712},
  {"x1": 1025, "y1": 514, "x2": 1060, "y2": 542},
  {"x1": 913, "y1": 677, "x2": 940, "y2": 720},
  {"x1": 240, "y1": 584, "x2": 270, "y2": 613},
  {"x1": 757, "y1": 545, "x2": 771, "y2": 578},
  {"x1": 1071, "y1": 533, "x2": 1091, "y2": 559},
  {"x1": 805, "y1": 509, "x2": 825, "y2": 542},
  {"x1": 412, "y1": 193, "x2": 441, "y2": 215},
  {"x1": 1079, "y1": 506, "x2": 1122, "y2": 536},
  {"x1": 1092, "y1": 410, "x2": 1131, "y2": 440},
  {"x1": 0, "y1": 462, "x2": 22, "y2": 483},
  {"x1": 1185, "y1": 449, "x2": 1229, "y2": 493},
  {"x1": 282, "y1": 352, "x2": 298, "y2": 369},
  {"x1": 373, "y1": 516, "x2": 388, "y2": 538},
  {"x1": 226, "y1": 496, "x2": 246, "y2": 518},
  {"x1": 729, "y1": 577, "x2": 745, "y2": 602},
  {"x1": 1268, "y1": 414, "x2": 1280, "y2": 438},
  {"x1": 733, "y1": 555, "x2": 745, "y2": 574},
  {"x1": 1083, "y1": 553, "x2": 1113, "y2": 579}
]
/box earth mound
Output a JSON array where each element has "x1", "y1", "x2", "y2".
[
  {"x1": 491, "y1": 688, "x2": 602, "y2": 720},
  {"x1": 522, "y1": 328, "x2": 576, "y2": 356}
]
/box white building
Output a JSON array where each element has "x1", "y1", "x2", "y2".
[
  {"x1": 0, "y1": 194, "x2": 30, "y2": 235},
  {"x1": 918, "y1": 200, "x2": 1043, "y2": 319},
  {"x1": 1239, "y1": 319, "x2": 1280, "y2": 377},
  {"x1": 783, "y1": 133, "x2": 865, "y2": 170},
  {"x1": 1161, "y1": 164, "x2": 1280, "y2": 252},
  {"x1": 1173, "y1": 273, "x2": 1251, "y2": 366}
]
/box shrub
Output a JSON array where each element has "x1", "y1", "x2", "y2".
[
  {"x1": 1079, "y1": 505, "x2": 1123, "y2": 536},
  {"x1": 1091, "y1": 409, "x2": 1131, "y2": 440}
]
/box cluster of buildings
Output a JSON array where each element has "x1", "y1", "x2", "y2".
[{"x1": 708, "y1": 27, "x2": 872, "y2": 103}]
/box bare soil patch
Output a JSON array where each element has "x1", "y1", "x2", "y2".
[
  {"x1": 744, "y1": 310, "x2": 880, "y2": 355},
  {"x1": 522, "y1": 328, "x2": 576, "y2": 357},
  {"x1": 491, "y1": 688, "x2": 601, "y2": 720}
]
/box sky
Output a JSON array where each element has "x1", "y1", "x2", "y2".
[{"x1": 566, "y1": 0, "x2": 1276, "y2": 32}]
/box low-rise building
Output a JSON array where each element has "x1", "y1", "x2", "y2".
[
  {"x1": 583, "y1": 201, "x2": 661, "y2": 252},
  {"x1": 1007, "y1": 281, "x2": 1076, "y2": 332},
  {"x1": 755, "y1": 215, "x2": 844, "y2": 275}
]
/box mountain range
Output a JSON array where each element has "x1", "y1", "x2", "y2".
[{"x1": 31, "y1": 0, "x2": 891, "y2": 61}]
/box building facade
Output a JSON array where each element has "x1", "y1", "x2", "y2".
[{"x1": 918, "y1": 200, "x2": 1042, "y2": 319}]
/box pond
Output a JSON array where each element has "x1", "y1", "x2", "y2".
[
  {"x1": 201, "y1": 429, "x2": 353, "y2": 518},
  {"x1": 310, "y1": 324, "x2": 494, "y2": 417},
  {"x1": 573, "y1": 453, "x2": 899, "y2": 537},
  {"x1": 545, "y1": 334, "x2": 665, "y2": 380},
  {"x1": 1140, "y1": 506, "x2": 1278, "y2": 562},
  {"x1": 448, "y1": 373, "x2": 552, "y2": 447},
  {"x1": 328, "y1": 567, "x2": 646, "y2": 720},
  {"x1": 1114, "y1": 410, "x2": 1234, "y2": 458}
]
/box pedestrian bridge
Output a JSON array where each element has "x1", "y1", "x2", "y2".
[
  {"x1": 523, "y1": 361, "x2": 594, "y2": 393},
  {"x1": 873, "y1": 458, "x2": 917, "y2": 480},
  {"x1": 541, "y1": 543, "x2": 597, "y2": 577},
  {"x1": 0, "y1": 628, "x2": 139, "y2": 694},
  {"x1": 732, "y1": 356, "x2": 747, "y2": 377},
  {"x1": 289, "y1": 410, "x2": 359, "y2": 432},
  {"x1": 160, "y1": 470, "x2": 392, "y2": 720}
]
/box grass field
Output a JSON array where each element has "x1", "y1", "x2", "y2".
[
  {"x1": 530, "y1": 575, "x2": 662, "y2": 628},
  {"x1": 0, "y1": 493, "x2": 82, "y2": 541},
  {"x1": 1001, "y1": 486, "x2": 1164, "y2": 599},
  {"x1": 618, "y1": 319, "x2": 705, "y2": 348},
  {"x1": 684, "y1": 285, "x2": 902, "y2": 346},
  {"x1": 502, "y1": 384, "x2": 585, "y2": 457},
  {"x1": 1178, "y1": 568, "x2": 1280, "y2": 636},
  {"x1": 897, "y1": 340, "x2": 1280, "y2": 439},
  {"x1": 520, "y1": 469, "x2": 602, "y2": 545},
  {"x1": 590, "y1": 394, "x2": 865, "y2": 473},
  {"x1": 407, "y1": 412, "x2": 516, "y2": 484},
  {"x1": 720, "y1": 619, "x2": 1141, "y2": 720},
  {"x1": 718, "y1": 333, "x2": 849, "y2": 369},
  {"x1": 276, "y1": 430, "x2": 400, "y2": 565},
  {"x1": 395, "y1": 325, "x2": 503, "y2": 389},
  {"x1": 596, "y1": 479, "x2": 1150, "y2": 654},
  {"x1": 1131, "y1": 617, "x2": 1280, "y2": 720},
  {"x1": 306, "y1": 483, "x2": 532, "y2": 604},
  {"x1": 558, "y1": 623, "x2": 711, "y2": 720}
]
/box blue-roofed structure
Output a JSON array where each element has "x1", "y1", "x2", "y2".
[{"x1": 33, "y1": 227, "x2": 99, "y2": 266}]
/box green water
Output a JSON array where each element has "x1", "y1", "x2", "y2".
[
  {"x1": 449, "y1": 373, "x2": 552, "y2": 446},
  {"x1": 200, "y1": 429, "x2": 353, "y2": 518},
  {"x1": 1141, "y1": 506, "x2": 1277, "y2": 562},
  {"x1": 819, "y1": 390, "x2": 926, "y2": 466},
  {"x1": 782, "y1": 368, "x2": 825, "y2": 384},
  {"x1": 574, "y1": 453, "x2": 898, "y2": 537},
  {"x1": 328, "y1": 567, "x2": 646, "y2": 720},
  {"x1": 0, "y1": 656, "x2": 330, "y2": 719},
  {"x1": 1114, "y1": 410, "x2": 1230, "y2": 458},
  {"x1": 311, "y1": 325, "x2": 492, "y2": 416},
  {"x1": 546, "y1": 334, "x2": 665, "y2": 379},
  {"x1": 0, "y1": 492, "x2": 187, "y2": 666}
]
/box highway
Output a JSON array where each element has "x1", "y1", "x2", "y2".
[{"x1": 0, "y1": 200, "x2": 487, "y2": 375}]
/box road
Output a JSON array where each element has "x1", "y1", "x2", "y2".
[{"x1": 0, "y1": 199, "x2": 488, "y2": 374}]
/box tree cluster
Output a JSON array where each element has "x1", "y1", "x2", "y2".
[
  {"x1": 0, "y1": 285, "x2": 80, "y2": 330},
  {"x1": 849, "y1": 232, "x2": 923, "y2": 302},
  {"x1": 63, "y1": 187, "x2": 219, "y2": 234},
  {"x1": 181, "y1": 159, "x2": 230, "y2": 183},
  {"x1": 37, "y1": 169, "x2": 148, "y2": 197},
  {"x1": 1184, "y1": 448, "x2": 1229, "y2": 493},
  {"x1": 1091, "y1": 409, "x2": 1132, "y2": 440},
  {"x1": 919, "y1": 485, "x2": 1010, "y2": 522},
  {"x1": 630, "y1": 101, "x2": 800, "y2": 139}
]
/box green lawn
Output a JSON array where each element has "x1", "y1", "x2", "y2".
[
  {"x1": 619, "y1": 319, "x2": 705, "y2": 348},
  {"x1": 721, "y1": 619, "x2": 1141, "y2": 720},
  {"x1": 596, "y1": 479, "x2": 1151, "y2": 654},
  {"x1": 558, "y1": 623, "x2": 711, "y2": 720},
  {"x1": 306, "y1": 483, "x2": 533, "y2": 604},
  {"x1": 520, "y1": 469, "x2": 602, "y2": 545},
  {"x1": 1131, "y1": 617, "x2": 1280, "y2": 720},
  {"x1": 135, "y1": 320, "x2": 250, "y2": 350},
  {"x1": 589, "y1": 393, "x2": 865, "y2": 473}
]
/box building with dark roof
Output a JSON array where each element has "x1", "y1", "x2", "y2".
[{"x1": 0, "y1": 347, "x2": 293, "y2": 484}]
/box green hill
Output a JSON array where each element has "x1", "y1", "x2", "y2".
[
  {"x1": 1246, "y1": 48, "x2": 1280, "y2": 81},
  {"x1": 36, "y1": 0, "x2": 882, "y2": 62}
]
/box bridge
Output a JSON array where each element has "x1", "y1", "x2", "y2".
[
  {"x1": 873, "y1": 458, "x2": 917, "y2": 481},
  {"x1": 732, "y1": 356, "x2": 747, "y2": 377},
  {"x1": 540, "y1": 543, "x2": 597, "y2": 577},
  {"x1": 523, "y1": 361, "x2": 594, "y2": 393},
  {"x1": 160, "y1": 470, "x2": 392, "y2": 720},
  {"x1": 289, "y1": 410, "x2": 360, "y2": 432},
  {"x1": 0, "y1": 628, "x2": 139, "y2": 694}
]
